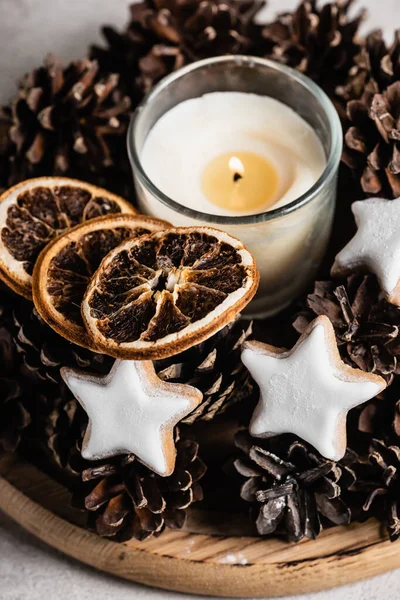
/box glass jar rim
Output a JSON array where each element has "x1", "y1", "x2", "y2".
[{"x1": 127, "y1": 55, "x2": 343, "y2": 225}]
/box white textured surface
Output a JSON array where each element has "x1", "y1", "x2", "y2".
[{"x1": 1, "y1": 0, "x2": 400, "y2": 599}]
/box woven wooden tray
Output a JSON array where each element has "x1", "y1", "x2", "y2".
[{"x1": 0, "y1": 453, "x2": 397, "y2": 598}]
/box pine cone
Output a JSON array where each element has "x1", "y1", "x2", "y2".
[
  {"x1": 342, "y1": 79, "x2": 400, "y2": 198},
  {"x1": 91, "y1": 0, "x2": 264, "y2": 96},
  {"x1": 257, "y1": 0, "x2": 365, "y2": 97},
  {"x1": 294, "y1": 274, "x2": 400, "y2": 384},
  {"x1": 0, "y1": 288, "x2": 111, "y2": 460},
  {"x1": 155, "y1": 319, "x2": 255, "y2": 424},
  {"x1": 234, "y1": 431, "x2": 355, "y2": 542},
  {"x1": 75, "y1": 431, "x2": 206, "y2": 542},
  {"x1": 0, "y1": 290, "x2": 30, "y2": 451},
  {"x1": 0, "y1": 286, "x2": 110, "y2": 456},
  {"x1": 345, "y1": 375, "x2": 400, "y2": 459},
  {"x1": 337, "y1": 30, "x2": 400, "y2": 102},
  {"x1": 12, "y1": 296, "x2": 112, "y2": 385},
  {"x1": 351, "y1": 439, "x2": 400, "y2": 541},
  {"x1": 0, "y1": 56, "x2": 133, "y2": 199},
  {"x1": 23, "y1": 388, "x2": 87, "y2": 488}
]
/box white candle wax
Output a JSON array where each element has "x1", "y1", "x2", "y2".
[
  {"x1": 141, "y1": 93, "x2": 326, "y2": 216},
  {"x1": 135, "y1": 92, "x2": 333, "y2": 317}
]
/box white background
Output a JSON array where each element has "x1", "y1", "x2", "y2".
[{"x1": 0, "y1": 1, "x2": 400, "y2": 599}]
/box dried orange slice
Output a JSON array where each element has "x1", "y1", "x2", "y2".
[
  {"x1": 0, "y1": 177, "x2": 136, "y2": 298},
  {"x1": 32, "y1": 213, "x2": 169, "y2": 350},
  {"x1": 82, "y1": 227, "x2": 259, "y2": 359}
]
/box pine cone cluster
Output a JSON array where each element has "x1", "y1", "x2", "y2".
[
  {"x1": 234, "y1": 431, "x2": 354, "y2": 542},
  {"x1": 91, "y1": 0, "x2": 264, "y2": 96},
  {"x1": 294, "y1": 274, "x2": 400, "y2": 384},
  {"x1": 0, "y1": 56, "x2": 133, "y2": 199},
  {"x1": 76, "y1": 431, "x2": 206, "y2": 541},
  {"x1": 3, "y1": 0, "x2": 400, "y2": 546},
  {"x1": 258, "y1": 0, "x2": 365, "y2": 97},
  {"x1": 0, "y1": 0, "x2": 373, "y2": 204}
]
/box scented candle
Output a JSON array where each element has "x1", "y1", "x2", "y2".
[{"x1": 128, "y1": 56, "x2": 342, "y2": 317}]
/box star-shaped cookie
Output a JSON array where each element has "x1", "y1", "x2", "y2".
[
  {"x1": 61, "y1": 360, "x2": 202, "y2": 476},
  {"x1": 332, "y1": 197, "x2": 400, "y2": 305},
  {"x1": 241, "y1": 316, "x2": 386, "y2": 461}
]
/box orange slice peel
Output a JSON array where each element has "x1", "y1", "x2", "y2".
[
  {"x1": 0, "y1": 177, "x2": 136, "y2": 298},
  {"x1": 82, "y1": 226, "x2": 259, "y2": 359},
  {"x1": 32, "y1": 213, "x2": 170, "y2": 351}
]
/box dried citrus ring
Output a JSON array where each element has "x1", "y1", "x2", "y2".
[
  {"x1": 32, "y1": 213, "x2": 170, "y2": 351},
  {"x1": 0, "y1": 177, "x2": 136, "y2": 298},
  {"x1": 82, "y1": 227, "x2": 259, "y2": 360}
]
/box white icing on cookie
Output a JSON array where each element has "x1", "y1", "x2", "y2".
[
  {"x1": 61, "y1": 360, "x2": 202, "y2": 477},
  {"x1": 241, "y1": 316, "x2": 386, "y2": 461},
  {"x1": 332, "y1": 197, "x2": 400, "y2": 301}
]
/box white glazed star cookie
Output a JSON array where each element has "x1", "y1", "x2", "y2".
[
  {"x1": 332, "y1": 197, "x2": 400, "y2": 306},
  {"x1": 61, "y1": 360, "x2": 202, "y2": 477},
  {"x1": 241, "y1": 315, "x2": 386, "y2": 461}
]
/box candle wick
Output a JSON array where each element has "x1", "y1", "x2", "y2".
[{"x1": 233, "y1": 172, "x2": 243, "y2": 183}]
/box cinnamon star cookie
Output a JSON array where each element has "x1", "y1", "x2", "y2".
[
  {"x1": 241, "y1": 316, "x2": 386, "y2": 461},
  {"x1": 332, "y1": 197, "x2": 400, "y2": 306},
  {"x1": 61, "y1": 360, "x2": 202, "y2": 476}
]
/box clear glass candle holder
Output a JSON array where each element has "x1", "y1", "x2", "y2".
[{"x1": 127, "y1": 56, "x2": 342, "y2": 318}]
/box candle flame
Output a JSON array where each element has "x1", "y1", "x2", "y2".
[{"x1": 229, "y1": 156, "x2": 245, "y2": 176}]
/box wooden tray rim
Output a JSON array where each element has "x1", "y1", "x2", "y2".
[{"x1": 0, "y1": 456, "x2": 398, "y2": 598}]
